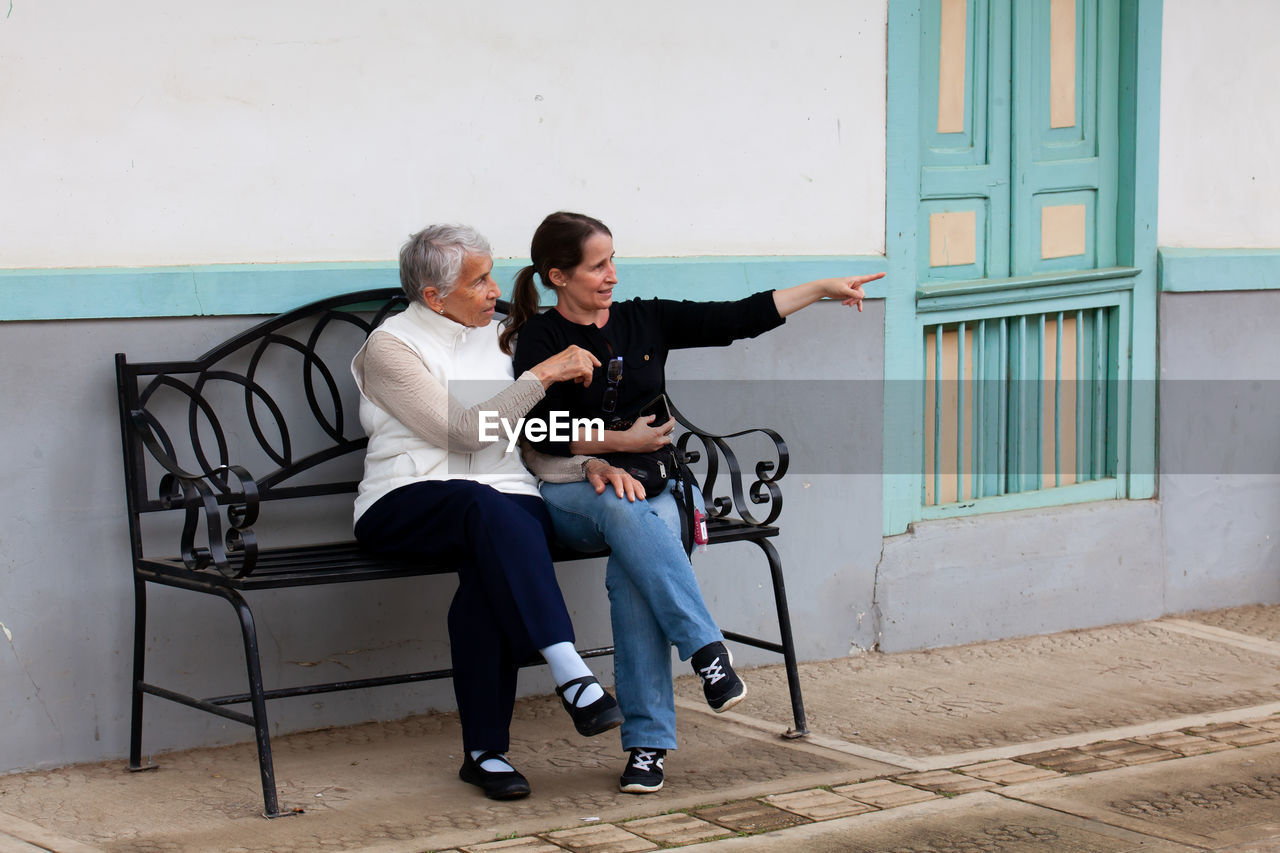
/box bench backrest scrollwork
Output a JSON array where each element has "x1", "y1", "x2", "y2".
[{"x1": 115, "y1": 289, "x2": 410, "y2": 574}]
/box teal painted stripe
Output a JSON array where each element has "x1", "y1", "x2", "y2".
[
  {"x1": 1158, "y1": 248, "x2": 1280, "y2": 293},
  {"x1": 0, "y1": 256, "x2": 887, "y2": 322},
  {"x1": 919, "y1": 478, "x2": 1122, "y2": 520}
]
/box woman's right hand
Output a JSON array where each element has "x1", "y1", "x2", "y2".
[
  {"x1": 530, "y1": 345, "x2": 601, "y2": 388},
  {"x1": 619, "y1": 414, "x2": 677, "y2": 453},
  {"x1": 584, "y1": 459, "x2": 647, "y2": 501}
]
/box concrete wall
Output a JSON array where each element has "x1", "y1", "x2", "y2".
[
  {"x1": 1157, "y1": 1, "x2": 1280, "y2": 610},
  {"x1": 1158, "y1": 290, "x2": 1280, "y2": 614},
  {"x1": 1, "y1": 0, "x2": 889, "y2": 773},
  {"x1": 1159, "y1": 0, "x2": 1280, "y2": 248},
  {"x1": 0, "y1": 298, "x2": 885, "y2": 772},
  {"x1": 1, "y1": 0, "x2": 885, "y2": 266},
  {"x1": 875, "y1": 500, "x2": 1166, "y2": 653}
]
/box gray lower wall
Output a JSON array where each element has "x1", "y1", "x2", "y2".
[
  {"x1": 0, "y1": 300, "x2": 885, "y2": 774},
  {"x1": 1158, "y1": 290, "x2": 1280, "y2": 613},
  {"x1": 874, "y1": 499, "x2": 1166, "y2": 652},
  {"x1": 4, "y1": 289, "x2": 1278, "y2": 775}
]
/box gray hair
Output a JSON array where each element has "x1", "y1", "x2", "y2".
[{"x1": 399, "y1": 224, "x2": 493, "y2": 305}]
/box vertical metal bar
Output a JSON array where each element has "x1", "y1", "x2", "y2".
[
  {"x1": 129, "y1": 579, "x2": 149, "y2": 770},
  {"x1": 1055, "y1": 311, "x2": 1063, "y2": 487},
  {"x1": 1011, "y1": 315, "x2": 1026, "y2": 493},
  {"x1": 974, "y1": 320, "x2": 985, "y2": 499},
  {"x1": 754, "y1": 538, "x2": 808, "y2": 736},
  {"x1": 226, "y1": 590, "x2": 283, "y2": 818},
  {"x1": 957, "y1": 321, "x2": 966, "y2": 501},
  {"x1": 1036, "y1": 313, "x2": 1045, "y2": 491},
  {"x1": 921, "y1": 332, "x2": 929, "y2": 506},
  {"x1": 934, "y1": 324, "x2": 943, "y2": 505},
  {"x1": 1076, "y1": 308, "x2": 1085, "y2": 483},
  {"x1": 1093, "y1": 307, "x2": 1107, "y2": 481},
  {"x1": 993, "y1": 317, "x2": 1003, "y2": 491}
]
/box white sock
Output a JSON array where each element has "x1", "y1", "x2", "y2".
[
  {"x1": 540, "y1": 641, "x2": 604, "y2": 706},
  {"x1": 470, "y1": 750, "x2": 514, "y2": 773}
]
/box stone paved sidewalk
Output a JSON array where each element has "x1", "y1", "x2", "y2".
[{"x1": 2, "y1": 606, "x2": 1279, "y2": 853}]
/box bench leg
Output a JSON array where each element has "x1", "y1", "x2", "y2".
[
  {"x1": 127, "y1": 578, "x2": 156, "y2": 773},
  {"x1": 753, "y1": 538, "x2": 809, "y2": 737},
  {"x1": 221, "y1": 589, "x2": 289, "y2": 818}
]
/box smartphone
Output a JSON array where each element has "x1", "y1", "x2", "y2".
[{"x1": 638, "y1": 393, "x2": 672, "y2": 425}]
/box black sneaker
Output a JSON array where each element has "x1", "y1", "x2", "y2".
[
  {"x1": 619, "y1": 748, "x2": 666, "y2": 793},
  {"x1": 691, "y1": 641, "x2": 746, "y2": 712}
]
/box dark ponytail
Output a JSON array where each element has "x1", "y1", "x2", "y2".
[
  {"x1": 499, "y1": 265, "x2": 541, "y2": 355},
  {"x1": 498, "y1": 211, "x2": 612, "y2": 356}
]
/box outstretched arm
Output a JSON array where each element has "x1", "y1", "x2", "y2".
[{"x1": 772, "y1": 272, "x2": 885, "y2": 317}]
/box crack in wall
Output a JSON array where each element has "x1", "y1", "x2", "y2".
[
  {"x1": 2, "y1": 622, "x2": 62, "y2": 742},
  {"x1": 867, "y1": 530, "x2": 892, "y2": 653}
]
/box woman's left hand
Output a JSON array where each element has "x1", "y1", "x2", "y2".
[{"x1": 817, "y1": 272, "x2": 885, "y2": 312}]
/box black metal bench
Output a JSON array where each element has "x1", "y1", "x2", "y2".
[{"x1": 115, "y1": 288, "x2": 807, "y2": 817}]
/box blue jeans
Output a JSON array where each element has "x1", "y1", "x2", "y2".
[{"x1": 539, "y1": 480, "x2": 722, "y2": 750}]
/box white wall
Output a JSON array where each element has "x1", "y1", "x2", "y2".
[
  {"x1": 0, "y1": 1, "x2": 889, "y2": 774},
  {"x1": 1159, "y1": 0, "x2": 1280, "y2": 248},
  {"x1": 0, "y1": 1, "x2": 886, "y2": 268}
]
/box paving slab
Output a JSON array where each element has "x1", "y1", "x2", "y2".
[
  {"x1": 891, "y1": 768, "x2": 998, "y2": 793},
  {"x1": 1131, "y1": 731, "x2": 1237, "y2": 756},
  {"x1": 1016, "y1": 746, "x2": 1125, "y2": 774},
  {"x1": 763, "y1": 788, "x2": 876, "y2": 820},
  {"x1": 676, "y1": 792, "x2": 1199, "y2": 852},
  {"x1": 677, "y1": 622, "x2": 1280, "y2": 759},
  {"x1": 541, "y1": 823, "x2": 657, "y2": 853},
  {"x1": 955, "y1": 759, "x2": 1063, "y2": 784},
  {"x1": 621, "y1": 813, "x2": 732, "y2": 845},
  {"x1": 1004, "y1": 740, "x2": 1280, "y2": 849},
  {"x1": 693, "y1": 799, "x2": 810, "y2": 833},
  {"x1": 1186, "y1": 722, "x2": 1280, "y2": 746},
  {"x1": 461, "y1": 839, "x2": 562, "y2": 853},
  {"x1": 0, "y1": 694, "x2": 870, "y2": 853},
  {"x1": 1078, "y1": 740, "x2": 1179, "y2": 765},
  {"x1": 830, "y1": 778, "x2": 939, "y2": 808}
]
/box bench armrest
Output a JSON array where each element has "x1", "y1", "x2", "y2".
[
  {"x1": 130, "y1": 409, "x2": 261, "y2": 578},
  {"x1": 669, "y1": 399, "x2": 788, "y2": 527}
]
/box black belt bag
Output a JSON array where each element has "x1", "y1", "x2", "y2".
[{"x1": 599, "y1": 448, "x2": 677, "y2": 498}]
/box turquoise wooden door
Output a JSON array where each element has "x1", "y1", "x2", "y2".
[{"x1": 884, "y1": 0, "x2": 1160, "y2": 534}]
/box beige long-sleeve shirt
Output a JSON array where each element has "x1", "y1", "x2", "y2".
[{"x1": 358, "y1": 331, "x2": 593, "y2": 483}]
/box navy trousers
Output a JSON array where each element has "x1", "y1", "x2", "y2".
[{"x1": 354, "y1": 479, "x2": 575, "y2": 753}]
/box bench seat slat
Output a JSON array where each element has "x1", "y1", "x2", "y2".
[{"x1": 136, "y1": 518, "x2": 777, "y2": 590}]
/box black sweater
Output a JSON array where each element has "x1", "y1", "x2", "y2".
[{"x1": 511, "y1": 291, "x2": 784, "y2": 455}]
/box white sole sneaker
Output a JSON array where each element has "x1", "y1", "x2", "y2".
[{"x1": 620, "y1": 779, "x2": 664, "y2": 794}]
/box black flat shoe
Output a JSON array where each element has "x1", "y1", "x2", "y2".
[
  {"x1": 458, "y1": 751, "x2": 530, "y2": 800},
  {"x1": 555, "y1": 675, "x2": 624, "y2": 736}
]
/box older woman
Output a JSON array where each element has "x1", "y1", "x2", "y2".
[
  {"x1": 505, "y1": 211, "x2": 883, "y2": 794},
  {"x1": 352, "y1": 224, "x2": 635, "y2": 800}
]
